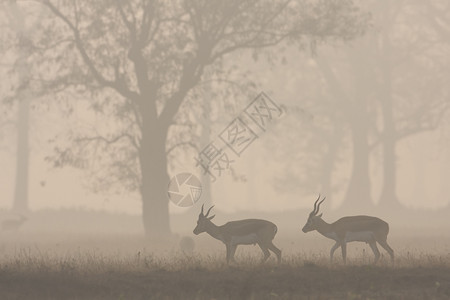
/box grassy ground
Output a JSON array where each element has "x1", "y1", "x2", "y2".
[
  {"x1": 1, "y1": 248, "x2": 450, "y2": 300},
  {"x1": 1, "y1": 231, "x2": 450, "y2": 299},
  {"x1": 2, "y1": 209, "x2": 450, "y2": 299}
]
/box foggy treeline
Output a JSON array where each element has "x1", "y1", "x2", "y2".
[{"x1": 0, "y1": 0, "x2": 449, "y2": 237}]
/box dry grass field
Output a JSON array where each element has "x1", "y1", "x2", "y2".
[{"x1": 1, "y1": 231, "x2": 450, "y2": 300}]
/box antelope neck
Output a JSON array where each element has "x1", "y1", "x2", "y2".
[
  {"x1": 315, "y1": 218, "x2": 333, "y2": 235},
  {"x1": 205, "y1": 221, "x2": 223, "y2": 240}
]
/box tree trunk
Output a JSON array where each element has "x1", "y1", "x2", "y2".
[
  {"x1": 340, "y1": 39, "x2": 375, "y2": 212},
  {"x1": 200, "y1": 84, "x2": 213, "y2": 208},
  {"x1": 314, "y1": 55, "x2": 368, "y2": 209},
  {"x1": 13, "y1": 96, "x2": 30, "y2": 213},
  {"x1": 9, "y1": 2, "x2": 32, "y2": 214},
  {"x1": 378, "y1": 82, "x2": 401, "y2": 209},
  {"x1": 342, "y1": 113, "x2": 373, "y2": 212},
  {"x1": 140, "y1": 108, "x2": 171, "y2": 237},
  {"x1": 320, "y1": 130, "x2": 340, "y2": 204},
  {"x1": 378, "y1": 0, "x2": 402, "y2": 210}
]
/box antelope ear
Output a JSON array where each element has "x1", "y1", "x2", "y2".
[
  {"x1": 317, "y1": 213, "x2": 323, "y2": 218},
  {"x1": 208, "y1": 215, "x2": 215, "y2": 220}
]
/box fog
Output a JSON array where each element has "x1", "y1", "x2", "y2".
[{"x1": 0, "y1": 0, "x2": 450, "y2": 298}]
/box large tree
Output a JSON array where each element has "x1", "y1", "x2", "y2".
[{"x1": 21, "y1": 0, "x2": 367, "y2": 236}]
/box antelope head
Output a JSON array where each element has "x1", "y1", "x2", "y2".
[
  {"x1": 302, "y1": 195, "x2": 326, "y2": 233},
  {"x1": 193, "y1": 204, "x2": 215, "y2": 235}
]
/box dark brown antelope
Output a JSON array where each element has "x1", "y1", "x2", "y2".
[
  {"x1": 193, "y1": 204, "x2": 281, "y2": 264},
  {"x1": 302, "y1": 195, "x2": 394, "y2": 264}
]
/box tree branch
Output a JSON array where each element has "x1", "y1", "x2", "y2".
[
  {"x1": 41, "y1": 0, "x2": 139, "y2": 101},
  {"x1": 166, "y1": 141, "x2": 198, "y2": 155},
  {"x1": 75, "y1": 132, "x2": 139, "y2": 150}
]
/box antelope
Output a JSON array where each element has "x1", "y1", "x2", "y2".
[
  {"x1": 193, "y1": 204, "x2": 281, "y2": 264},
  {"x1": 302, "y1": 195, "x2": 394, "y2": 264}
]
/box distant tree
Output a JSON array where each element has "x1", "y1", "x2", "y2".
[
  {"x1": 374, "y1": 0, "x2": 450, "y2": 209},
  {"x1": 251, "y1": 0, "x2": 450, "y2": 213},
  {"x1": 1, "y1": 2, "x2": 47, "y2": 213},
  {"x1": 319, "y1": 37, "x2": 382, "y2": 211},
  {"x1": 314, "y1": 0, "x2": 450, "y2": 211}
]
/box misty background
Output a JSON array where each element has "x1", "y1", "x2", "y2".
[{"x1": 0, "y1": 0, "x2": 449, "y2": 238}]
